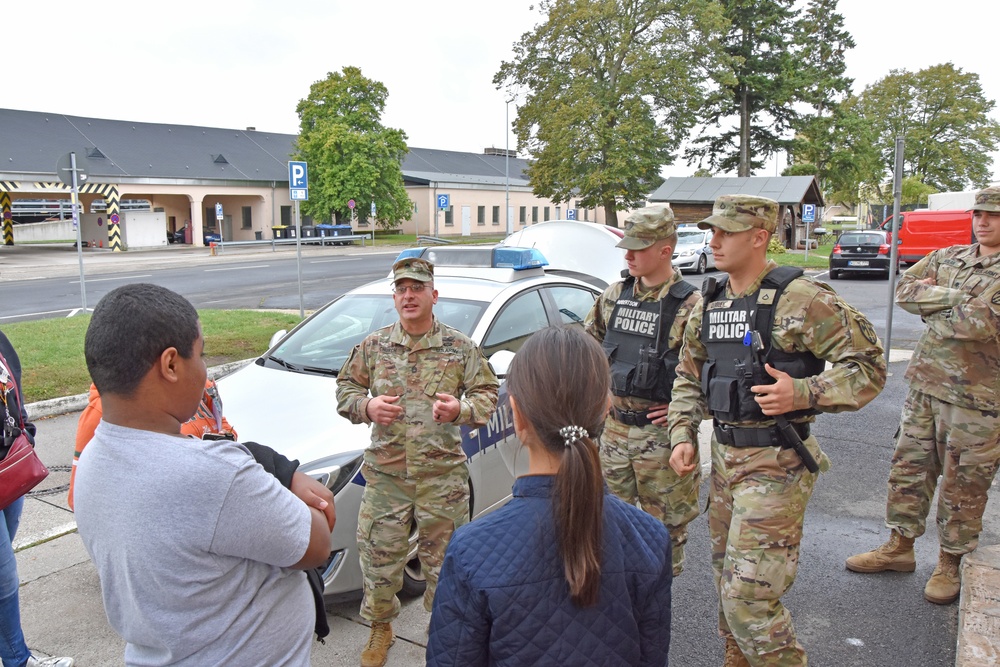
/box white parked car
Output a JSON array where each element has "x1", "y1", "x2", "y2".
[
  {"x1": 672, "y1": 227, "x2": 716, "y2": 274},
  {"x1": 217, "y1": 243, "x2": 610, "y2": 597}
]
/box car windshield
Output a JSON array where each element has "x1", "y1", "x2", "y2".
[
  {"x1": 839, "y1": 234, "x2": 883, "y2": 245},
  {"x1": 676, "y1": 230, "x2": 705, "y2": 244},
  {"x1": 270, "y1": 293, "x2": 487, "y2": 373}
]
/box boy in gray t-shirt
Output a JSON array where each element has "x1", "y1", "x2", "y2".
[{"x1": 74, "y1": 284, "x2": 335, "y2": 667}]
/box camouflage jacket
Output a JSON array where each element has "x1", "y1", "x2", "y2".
[
  {"x1": 336, "y1": 318, "x2": 499, "y2": 478},
  {"x1": 896, "y1": 244, "x2": 1000, "y2": 410},
  {"x1": 668, "y1": 261, "x2": 887, "y2": 447},
  {"x1": 584, "y1": 271, "x2": 702, "y2": 412}
]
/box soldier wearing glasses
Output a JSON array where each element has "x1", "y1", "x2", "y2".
[{"x1": 337, "y1": 257, "x2": 499, "y2": 667}]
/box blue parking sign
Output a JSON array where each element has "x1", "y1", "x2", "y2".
[
  {"x1": 566, "y1": 209, "x2": 576, "y2": 220},
  {"x1": 802, "y1": 204, "x2": 816, "y2": 223},
  {"x1": 437, "y1": 194, "x2": 450, "y2": 209}
]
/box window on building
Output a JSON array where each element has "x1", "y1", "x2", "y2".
[
  {"x1": 492, "y1": 206, "x2": 500, "y2": 225},
  {"x1": 280, "y1": 206, "x2": 292, "y2": 226},
  {"x1": 519, "y1": 206, "x2": 527, "y2": 224},
  {"x1": 555, "y1": 207, "x2": 561, "y2": 219},
  {"x1": 477, "y1": 206, "x2": 486, "y2": 225},
  {"x1": 583, "y1": 208, "x2": 589, "y2": 221},
  {"x1": 241, "y1": 206, "x2": 252, "y2": 229},
  {"x1": 544, "y1": 206, "x2": 550, "y2": 221},
  {"x1": 445, "y1": 206, "x2": 454, "y2": 226},
  {"x1": 532, "y1": 206, "x2": 538, "y2": 223}
]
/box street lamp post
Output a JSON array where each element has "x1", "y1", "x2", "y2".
[{"x1": 505, "y1": 99, "x2": 513, "y2": 235}]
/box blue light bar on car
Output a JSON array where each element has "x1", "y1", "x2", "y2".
[
  {"x1": 492, "y1": 247, "x2": 548, "y2": 270},
  {"x1": 394, "y1": 248, "x2": 423, "y2": 261}
]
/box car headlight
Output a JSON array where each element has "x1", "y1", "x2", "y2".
[
  {"x1": 678, "y1": 248, "x2": 696, "y2": 257},
  {"x1": 298, "y1": 451, "x2": 364, "y2": 496}
]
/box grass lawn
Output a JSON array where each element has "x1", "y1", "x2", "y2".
[
  {"x1": 768, "y1": 244, "x2": 833, "y2": 270},
  {"x1": 3, "y1": 309, "x2": 302, "y2": 404}
]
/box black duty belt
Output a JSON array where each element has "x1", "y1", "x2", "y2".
[
  {"x1": 713, "y1": 420, "x2": 810, "y2": 448},
  {"x1": 611, "y1": 407, "x2": 654, "y2": 427}
]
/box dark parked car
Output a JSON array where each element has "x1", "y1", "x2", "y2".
[
  {"x1": 829, "y1": 231, "x2": 896, "y2": 279},
  {"x1": 167, "y1": 226, "x2": 220, "y2": 245}
]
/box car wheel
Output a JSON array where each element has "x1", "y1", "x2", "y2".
[
  {"x1": 696, "y1": 255, "x2": 707, "y2": 275},
  {"x1": 829, "y1": 269, "x2": 840, "y2": 279},
  {"x1": 400, "y1": 521, "x2": 426, "y2": 598}
]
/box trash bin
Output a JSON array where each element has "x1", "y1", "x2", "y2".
[
  {"x1": 330, "y1": 224, "x2": 355, "y2": 244},
  {"x1": 301, "y1": 225, "x2": 315, "y2": 238},
  {"x1": 254, "y1": 231, "x2": 263, "y2": 241},
  {"x1": 272, "y1": 225, "x2": 289, "y2": 239},
  {"x1": 315, "y1": 224, "x2": 335, "y2": 238}
]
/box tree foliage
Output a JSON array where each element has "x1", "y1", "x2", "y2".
[
  {"x1": 495, "y1": 0, "x2": 731, "y2": 226},
  {"x1": 685, "y1": 0, "x2": 802, "y2": 176},
  {"x1": 294, "y1": 67, "x2": 412, "y2": 230},
  {"x1": 848, "y1": 63, "x2": 1000, "y2": 195}
]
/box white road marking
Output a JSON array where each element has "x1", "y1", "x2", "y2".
[
  {"x1": 69, "y1": 274, "x2": 152, "y2": 283},
  {"x1": 204, "y1": 265, "x2": 270, "y2": 272}
]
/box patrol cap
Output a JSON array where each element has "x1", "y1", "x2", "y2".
[
  {"x1": 392, "y1": 257, "x2": 434, "y2": 283},
  {"x1": 970, "y1": 185, "x2": 1000, "y2": 213},
  {"x1": 698, "y1": 194, "x2": 779, "y2": 234},
  {"x1": 616, "y1": 205, "x2": 677, "y2": 250}
]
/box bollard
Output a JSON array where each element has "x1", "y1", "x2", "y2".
[{"x1": 209, "y1": 242, "x2": 217, "y2": 256}]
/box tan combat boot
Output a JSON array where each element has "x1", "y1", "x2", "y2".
[
  {"x1": 723, "y1": 637, "x2": 751, "y2": 667},
  {"x1": 845, "y1": 530, "x2": 916, "y2": 573},
  {"x1": 924, "y1": 551, "x2": 962, "y2": 605},
  {"x1": 360, "y1": 621, "x2": 394, "y2": 667}
]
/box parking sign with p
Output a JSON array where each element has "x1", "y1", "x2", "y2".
[{"x1": 289, "y1": 161, "x2": 309, "y2": 201}]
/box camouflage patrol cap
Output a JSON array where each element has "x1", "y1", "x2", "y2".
[
  {"x1": 616, "y1": 205, "x2": 677, "y2": 250},
  {"x1": 970, "y1": 185, "x2": 1000, "y2": 213},
  {"x1": 392, "y1": 257, "x2": 434, "y2": 283},
  {"x1": 698, "y1": 194, "x2": 779, "y2": 234}
]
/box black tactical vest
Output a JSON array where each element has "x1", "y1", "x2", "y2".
[
  {"x1": 699, "y1": 267, "x2": 824, "y2": 423},
  {"x1": 602, "y1": 277, "x2": 697, "y2": 400}
]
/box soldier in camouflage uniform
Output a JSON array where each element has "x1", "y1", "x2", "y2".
[
  {"x1": 667, "y1": 194, "x2": 887, "y2": 666},
  {"x1": 846, "y1": 185, "x2": 1000, "y2": 606},
  {"x1": 336, "y1": 258, "x2": 499, "y2": 667},
  {"x1": 584, "y1": 204, "x2": 702, "y2": 576}
]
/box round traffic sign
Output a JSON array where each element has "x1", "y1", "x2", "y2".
[
  {"x1": 110, "y1": 213, "x2": 119, "y2": 224},
  {"x1": 348, "y1": 199, "x2": 356, "y2": 209}
]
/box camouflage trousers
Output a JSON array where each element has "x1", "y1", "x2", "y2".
[
  {"x1": 709, "y1": 435, "x2": 823, "y2": 666},
  {"x1": 600, "y1": 416, "x2": 701, "y2": 575},
  {"x1": 357, "y1": 463, "x2": 469, "y2": 622},
  {"x1": 886, "y1": 389, "x2": 1000, "y2": 554}
]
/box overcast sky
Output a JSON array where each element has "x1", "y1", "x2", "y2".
[{"x1": 6, "y1": 0, "x2": 997, "y2": 183}]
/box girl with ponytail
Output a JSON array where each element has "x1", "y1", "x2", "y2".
[{"x1": 427, "y1": 326, "x2": 673, "y2": 666}]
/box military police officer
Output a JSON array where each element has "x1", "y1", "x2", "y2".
[
  {"x1": 846, "y1": 185, "x2": 1000, "y2": 606},
  {"x1": 584, "y1": 204, "x2": 702, "y2": 576},
  {"x1": 336, "y1": 258, "x2": 499, "y2": 667},
  {"x1": 667, "y1": 194, "x2": 886, "y2": 666}
]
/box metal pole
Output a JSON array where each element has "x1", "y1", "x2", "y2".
[
  {"x1": 505, "y1": 100, "x2": 512, "y2": 235},
  {"x1": 885, "y1": 136, "x2": 905, "y2": 361},
  {"x1": 70, "y1": 152, "x2": 87, "y2": 313},
  {"x1": 295, "y1": 199, "x2": 304, "y2": 319},
  {"x1": 803, "y1": 205, "x2": 810, "y2": 262},
  {"x1": 433, "y1": 183, "x2": 439, "y2": 237}
]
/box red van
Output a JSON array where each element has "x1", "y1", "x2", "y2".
[{"x1": 881, "y1": 210, "x2": 974, "y2": 264}]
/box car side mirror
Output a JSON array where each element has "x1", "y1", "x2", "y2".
[
  {"x1": 488, "y1": 350, "x2": 516, "y2": 378},
  {"x1": 268, "y1": 329, "x2": 288, "y2": 349}
]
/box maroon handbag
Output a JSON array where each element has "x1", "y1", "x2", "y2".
[{"x1": 0, "y1": 350, "x2": 49, "y2": 511}]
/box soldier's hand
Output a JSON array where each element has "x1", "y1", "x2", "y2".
[
  {"x1": 646, "y1": 402, "x2": 670, "y2": 425},
  {"x1": 752, "y1": 364, "x2": 796, "y2": 415},
  {"x1": 669, "y1": 442, "x2": 698, "y2": 476},
  {"x1": 433, "y1": 393, "x2": 461, "y2": 423},
  {"x1": 366, "y1": 395, "x2": 403, "y2": 425},
  {"x1": 290, "y1": 471, "x2": 336, "y2": 531}
]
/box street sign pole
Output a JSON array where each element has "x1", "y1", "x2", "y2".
[
  {"x1": 295, "y1": 199, "x2": 304, "y2": 319},
  {"x1": 70, "y1": 152, "x2": 87, "y2": 313},
  {"x1": 885, "y1": 136, "x2": 905, "y2": 365},
  {"x1": 287, "y1": 161, "x2": 309, "y2": 319}
]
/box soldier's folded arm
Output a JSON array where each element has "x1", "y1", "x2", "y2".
[
  {"x1": 456, "y1": 352, "x2": 500, "y2": 426},
  {"x1": 335, "y1": 343, "x2": 374, "y2": 425},
  {"x1": 922, "y1": 292, "x2": 1000, "y2": 342},
  {"x1": 896, "y1": 260, "x2": 966, "y2": 316}
]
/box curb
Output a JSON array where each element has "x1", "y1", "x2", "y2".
[{"x1": 25, "y1": 358, "x2": 254, "y2": 420}]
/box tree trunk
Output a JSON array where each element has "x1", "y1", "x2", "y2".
[
  {"x1": 603, "y1": 199, "x2": 619, "y2": 228},
  {"x1": 739, "y1": 86, "x2": 750, "y2": 177}
]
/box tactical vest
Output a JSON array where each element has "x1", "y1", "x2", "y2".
[
  {"x1": 700, "y1": 267, "x2": 824, "y2": 423},
  {"x1": 602, "y1": 277, "x2": 697, "y2": 400}
]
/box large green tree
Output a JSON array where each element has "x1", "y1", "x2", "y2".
[
  {"x1": 848, "y1": 64, "x2": 1000, "y2": 195},
  {"x1": 787, "y1": 0, "x2": 856, "y2": 198},
  {"x1": 685, "y1": 0, "x2": 801, "y2": 176},
  {"x1": 294, "y1": 67, "x2": 412, "y2": 230},
  {"x1": 495, "y1": 0, "x2": 731, "y2": 226}
]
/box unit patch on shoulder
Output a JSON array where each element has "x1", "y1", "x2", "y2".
[
  {"x1": 857, "y1": 318, "x2": 879, "y2": 345},
  {"x1": 992, "y1": 290, "x2": 1000, "y2": 306}
]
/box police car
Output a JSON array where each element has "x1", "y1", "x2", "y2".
[{"x1": 216, "y1": 245, "x2": 608, "y2": 597}]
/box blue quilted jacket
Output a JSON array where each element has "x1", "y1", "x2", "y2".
[{"x1": 426, "y1": 475, "x2": 672, "y2": 666}]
